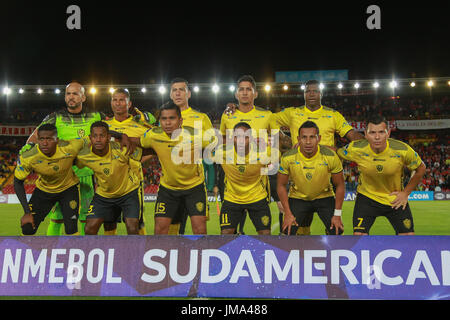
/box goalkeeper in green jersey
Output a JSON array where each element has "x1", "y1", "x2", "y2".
[{"x1": 22, "y1": 82, "x2": 155, "y2": 235}]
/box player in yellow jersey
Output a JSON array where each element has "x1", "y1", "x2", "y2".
[
  {"x1": 76, "y1": 121, "x2": 147, "y2": 235},
  {"x1": 270, "y1": 79, "x2": 364, "y2": 235},
  {"x1": 168, "y1": 78, "x2": 216, "y2": 235},
  {"x1": 129, "y1": 102, "x2": 211, "y2": 235},
  {"x1": 277, "y1": 121, "x2": 345, "y2": 235},
  {"x1": 337, "y1": 115, "x2": 426, "y2": 235},
  {"x1": 103, "y1": 88, "x2": 154, "y2": 235},
  {"x1": 220, "y1": 75, "x2": 282, "y2": 234},
  {"x1": 215, "y1": 122, "x2": 272, "y2": 235},
  {"x1": 14, "y1": 124, "x2": 88, "y2": 235}
]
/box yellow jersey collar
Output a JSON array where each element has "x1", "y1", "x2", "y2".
[
  {"x1": 304, "y1": 105, "x2": 323, "y2": 113},
  {"x1": 181, "y1": 107, "x2": 191, "y2": 115},
  {"x1": 369, "y1": 140, "x2": 390, "y2": 156},
  {"x1": 298, "y1": 146, "x2": 320, "y2": 161},
  {"x1": 236, "y1": 105, "x2": 255, "y2": 115}
]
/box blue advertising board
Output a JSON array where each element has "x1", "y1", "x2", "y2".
[{"x1": 275, "y1": 70, "x2": 349, "y2": 83}]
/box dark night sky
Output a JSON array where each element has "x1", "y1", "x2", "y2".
[{"x1": 1, "y1": 1, "x2": 449, "y2": 85}]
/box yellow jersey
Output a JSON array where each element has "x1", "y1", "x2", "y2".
[
  {"x1": 76, "y1": 141, "x2": 143, "y2": 198},
  {"x1": 215, "y1": 145, "x2": 270, "y2": 204},
  {"x1": 105, "y1": 116, "x2": 151, "y2": 181},
  {"x1": 181, "y1": 107, "x2": 213, "y2": 133},
  {"x1": 220, "y1": 106, "x2": 279, "y2": 139},
  {"x1": 15, "y1": 138, "x2": 88, "y2": 193},
  {"x1": 337, "y1": 138, "x2": 423, "y2": 206},
  {"x1": 271, "y1": 105, "x2": 353, "y2": 146},
  {"x1": 140, "y1": 126, "x2": 209, "y2": 191},
  {"x1": 279, "y1": 145, "x2": 343, "y2": 201}
]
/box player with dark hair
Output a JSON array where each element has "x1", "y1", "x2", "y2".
[
  {"x1": 168, "y1": 77, "x2": 216, "y2": 235},
  {"x1": 76, "y1": 121, "x2": 148, "y2": 235},
  {"x1": 220, "y1": 74, "x2": 280, "y2": 234},
  {"x1": 128, "y1": 102, "x2": 213, "y2": 235},
  {"x1": 278, "y1": 121, "x2": 345, "y2": 235},
  {"x1": 14, "y1": 124, "x2": 89, "y2": 235},
  {"x1": 102, "y1": 88, "x2": 155, "y2": 235},
  {"x1": 215, "y1": 122, "x2": 272, "y2": 235},
  {"x1": 337, "y1": 114, "x2": 426, "y2": 235}
]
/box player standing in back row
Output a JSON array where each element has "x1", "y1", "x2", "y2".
[{"x1": 271, "y1": 79, "x2": 364, "y2": 235}]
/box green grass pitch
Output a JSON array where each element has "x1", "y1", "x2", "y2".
[{"x1": 1, "y1": 201, "x2": 449, "y2": 236}]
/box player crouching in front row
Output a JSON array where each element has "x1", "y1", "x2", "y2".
[
  {"x1": 277, "y1": 121, "x2": 345, "y2": 236},
  {"x1": 76, "y1": 121, "x2": 151, "y2": 235},
  {"x1": 14, "y1": 124, "x2": 88, "y2": 236}
]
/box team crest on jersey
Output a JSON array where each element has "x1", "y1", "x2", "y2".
[
  {"x1": 306, "y1": 172, "x2": 313, "y2": 180},
  {"x1": 69, "y1": 200, "x2": 78, "y2": 210},
  {"x1": 261, "y1": 215, "x2": 270, "y2": 226},
  {"x1": 196, "y1": 202, "x2": 204, "y2": 213},
  {"x1": 52, "y1": 165, "x2": 59, "y2": 171},
  {"x1": 403, "y1": 219, "x2": 412, "y2": 229},
  {"x1": 238, "y1": 165, "x2": 246, "y2": 173},
  {"x1": 103, "y1": 168, "x2": 110, "y2": 175},
  {"x1": 77, "y1": 129, "x2": 85, "y2": 137},
  {"x1": 376, "y1": 165, "x2": 383, "y2": 172}
]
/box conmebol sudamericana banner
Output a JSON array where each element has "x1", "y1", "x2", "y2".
[{"x1": 0, "y1": 236, "x2": 449, "y2": 299}]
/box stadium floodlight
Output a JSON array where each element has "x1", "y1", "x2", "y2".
[
  {"x1": 447, "y1": 80, "x2": 450, "y2": 86},
  {"x1": 300, "y1": 84, "x2": 306, "y2": 90},
  {"x1": 37, "y1": 88, "x2": 43, "y2": 94},
  {"x1": 2, "y1": 87, "x2": 11, "y2": 95},
  {"x1": 354, "y1": 83, "x2": 360, "y2": 89},
  {"x1": 89, "y1": 87, "x2": 97, "y2": 94},
  {"x1": 264, "y1": 84, "x2": 271, "y2": 92},
  {"x1": 18, "y1": 88, "x2": 24, "y2": 94},
  {"x1": 141, "y1": 87, "x2": 147, "y2": 93},
  {"x1": 410, "y1": 82, "x2": 416, "y2": 87},
  {"x1": 373, "y1": 82, "x2": 380, "y2": 88},
  {"x1": 193, "y1": 86, "x2": 200, "y2": 93},
  {"x1": 228, "y1": 85, "x2": 235, "y2": 92},
  {"x1": 319, "y1": 83, "x2": 325, "y2": 90},
  {"x1": 158, "y1": 85, "x2": 166, "y2": 94},
  {"x1": 283, "y1": 84, "x2": 289, "y2": 91},
  {"x1": 337, "y1": 83, "x2": 343, "y2": 89},
  {"x1": 212, "y1": 84, "x2": 220, "y2": 93},
  {"x1": 109, "y1": 87, "x2": 115, "y2": 94},
  {"x1": 427, "y1": 80, "x2": 434, "y2": 87},
  {"x1": 54, "y1": 88, "x2": 61, "y2": 94},
  {"x1": 389, "y1": 81, "x2": 398, "y2": 89}
]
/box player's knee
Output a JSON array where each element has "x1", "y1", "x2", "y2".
[
  {"x1": 21, "y1": 223, "x2": 37, "y2": 236},
  {"x1": 125, "y1": 220, "x2": 139, "y2": 235},
  {"x1": 353, "y1": 232, "x2": 368, "y2": 236},
  {"x1": 84, "y1": 223, "x2": 98, "y2": 235}
]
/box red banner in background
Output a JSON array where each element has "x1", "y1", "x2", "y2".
[{"x1": 0, "y1": 126, "x2": 36, "y2": 136}]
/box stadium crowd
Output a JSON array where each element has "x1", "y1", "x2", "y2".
[{"x1": 0, "y1": 92, "x2": 448, "y2": 194}]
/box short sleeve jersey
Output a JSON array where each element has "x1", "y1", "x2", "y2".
[
  {"x1": 271, "y1": 105, "x2": 353, "y2": 147},
  {"x1": 140, "y1": 126, "x2": 208, "y2": 191},
  {"x1": 15, "y1": 138, "x2": 88, "y2": 193},
  {"x1": 337, "y1": 138, "x2": 423, "y2": 206},
  {"x1": 104, "y1": 115, "x2": 153, "y2": 182},
  {"x1": 215, "y1": 145, "x2": 270, "y2": 204},
  {"x1": 76, "y1": 141, "x2": 142, "y2": 198},
  {"x1": 220, "y1": 106, "x2": 279, "y2": 139},
  {"x1": 279, "y1": 145, "x2": 343, "y2": 201}
]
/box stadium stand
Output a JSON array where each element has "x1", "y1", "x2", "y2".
[{"x1": 0, "y1": 90, "x2": 448, "y2": 195}]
